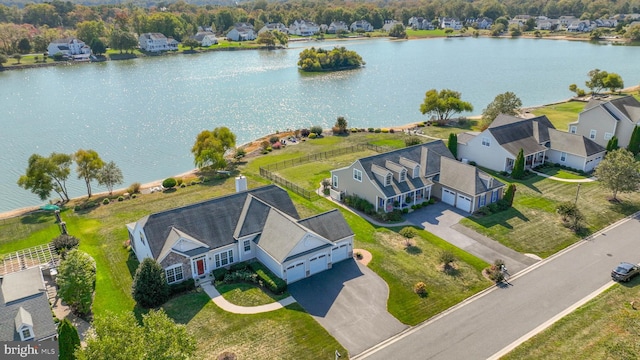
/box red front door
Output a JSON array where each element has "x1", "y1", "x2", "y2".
[{"x1": 196, "y1": 259, "x2": 205, "y2": 276}]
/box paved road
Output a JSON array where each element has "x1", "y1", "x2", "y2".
[{"x1": 356, "y1": 213, "x2": 640, "y2": 359}]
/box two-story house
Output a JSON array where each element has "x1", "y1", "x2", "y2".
[{"x1": 47, "y1": 38, "x2": 91, "y2": 60}]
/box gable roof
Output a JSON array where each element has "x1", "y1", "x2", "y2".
[
  {"x1": 297, "y1": 209, "x2": 354, "y2": 242},
  {"x1": 438, "y1": 157, "x2": 505, "y2": 195},
  {"x1": 548, "y1": 129, "x2": 606, "y2": 156},
  {"x1": 139, "y1": 185, "x2": 299, "y2": 260},
  {"x1": 256, "y1": 208, "x2": 313, "y2": 263},
  {"x1": 487, "y1": 114, "x2": 554, "y2": 156},
  {"x1": 607, "y1": 96, "x2": 640, "y2": 123}
]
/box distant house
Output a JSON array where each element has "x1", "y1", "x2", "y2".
[
  {"x1": 192, "y1": 31, "x2": 218, "y2": 46},
  {"x1": 472, "y1": 17, "x2": 493, "y2": 30},
  {"x1": 567, "y1": 20, "x2": 593, "y2": 32},
  {"x1": 127, "y1": 184, "x2": 354, "y2": 285},
  {"x1": 226, "y1": 23, "x2": 256, "y2": 41},
  {"x1": 408, "y1": 17, "x2": 435, "y2": 30},
  {"x1": 382, "y1": 20, "x2": 403, "y2": 32},
  {"x1": 0, "y1": 267, "x2": 57, "y2": 342},
  {"x1": 330, "y1": 140, "x2": 505, "y2": 214},
  {"x1": 327, "y1": 21, "x2": 349, "y2": 34},
  {"x1": 568, "y1": 95, "x2": 640, "y2": 149},
  {"x1": 440, "y1": 18, "x2": 463, "y2": 30},
  {"x1": 559, "y1": 15, "x2": 578, "y2": 28},
  {"x1": 258, "y1": 22, "x2": 289, "y2": 34},
  {"x1": 47, "y1": 38, "x2": 91, "y2": 60},
  {"x1": 458, "y1": 114, "x2": 606, "y2": 173},
  {"x1": 536, "y1": 18, "x2": 560, "y2": 30},
  {"x1": 288, "y1": 20, "x2": 320, "y2": 36},
  {"x1": 139, "y1": 33, "x2": 178, "y2": 52},
  {"x1": 350, "y1": 20, "x2": 374, "y2": 32}
]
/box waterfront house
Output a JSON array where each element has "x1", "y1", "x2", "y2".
[
  {"x1": 192, "y1": 31, "x2": 218, "y2": 46},
  {"x1": 382, "y1": 20, "x2": 403, "y2": 32},
  {"x1": 327, "y1": 21, "x2": 349, "y2": 34},
  {"x1": 350, "y1": 20, "x2": 374, "y2": 32},
  {"x1": 289, "y1": 20, "x2": 320, "y2": 36},
  {"x1": 226, "y1": 23, "x2": 256, "y2": 41},
  {"x1": 330, "y1": 140, "x2": 505, "y2": 214},
  {"x1": 139, "y1": 33, "x2": 178, "y2": 52},
  {"x1": 258, "y1": 23, "x2": 289, "y2": 34},
  {"x1": 127, "y1": 183, "x2": 354, "y2": 285},
  {"x1": 408, "y1": 17, "x2": 435, "y2": 30},
  {"x1": 47, "y1": 38, "x2": 91, "y2": 60},
  {"x1": 440, "y1": 18, "x2": 463, "y2": 30}
]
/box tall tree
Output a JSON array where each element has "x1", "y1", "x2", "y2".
[
  {"x1": 585, "y1": 68, "x2": 608, "y2": 94},
  {"x1": 627, "y1": 127, "x2": 640, "y2": 155},
  {"x1": 49, "y1": 152, "x2": 72, "y2": 202},
  {"x1": 603, "y1": 73, "x2": 624, "y2": 93},
  {"x1": 256, "y1": 31, "x2": 276, "y2": 47},
  {"x1": 76, "y1": 310, "x2": 196, "y2": 360},
  {"x1": 335, "y1": 116, "x2": 348, "y2": 134},
  {"x1": 74, "y1": 149, "x2": 104, "y2": 198},
  {"x1": 594, "y1": 148, "x2": 640, "y2": 201},
  {"x1": 17, "y1": 154, "x2": 54, "y2": 201},
  {"x1": 447, "y1": 133, "x2": 458, "y2": 159},
  {"x1": 191, "y1": 126, "x2": 236, "y2": 170},
  {"x1": 57, "y1": 249, "x2": 96, "y2": 315},
  {"x1": 481, "y1": 91, "x2": 522, "y2": 128},
  {"x1": 96, "y1": 161, "x2": 123, "y2": 196},
  {"x1": 132, "y1": 258, "x2": 169, "y2": 308},
  {"x1": 58, "y1": 318, "x2": 81, "y2": 360},
  {"x1": 511, "y1": 148, "x2": 525, "y2": 179},
  {"x1": 419, "y1": 89, "x2": 473, "y2": 123},
  {"x1": 606, "y1": 136, "x2": 618, "y2": 152}
]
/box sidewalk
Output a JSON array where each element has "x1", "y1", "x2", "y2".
[
  {"x1": 531, "y1": 170, "x2": 596, "y2": 183},
  {"x1": 201, "y1": 282, "x2": 297, "y2": 314}
]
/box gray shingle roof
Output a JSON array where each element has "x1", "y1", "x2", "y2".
[
  {"x1": 438, "y1": 157, "x2": 505, "y2": 195},
  {"x1": 257, "y1": 209, "x2": 309, "y2": 263},
  {"x1": 140, "y1": 185, "x2": 298, "y2": 260},
  {"x1": 608, "y1": 95, "x2": 640, "y2": 123},
  {"x1": 548, "y1": 129, "x2": 606, "y2": 156},
  {"x1": 297, "y1": 209, "x2": 354, "y2": 242},
  {"x1": 456, "y1": 131, "x2": 479, "y2": 145},
  {"x1": 487, "y1": 115, "x2": 554, "y2": 156},
  {"x1": 0, "y1": 268, "x2": 57, "y2": 341}
]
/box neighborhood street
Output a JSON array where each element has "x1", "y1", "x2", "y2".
[{"x1": 355, "y1": 213, "x2": 640, "y2": 360}]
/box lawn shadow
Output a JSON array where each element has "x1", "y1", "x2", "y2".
[
  {"x1": 609, "y1": 199, "x2": 640, "y2": 217},
  {"x1": 126, "y1": 250, "x2": 139, "y2": 279},
  {"x1": 163, "y1": 291, "x2": 211, "y2": 324},
  {"x1": 466, "y1": 207, "x2": 529, "y2": 230},
  {"x1": 443, "y1": 264, "x2": 461, "y2": 277},
  {"x1": 20, "y1": 211, "x2": 56, "y2": 224},
  {"x1": 405, "y1": 245, "x2": 422, "y2": 255}
]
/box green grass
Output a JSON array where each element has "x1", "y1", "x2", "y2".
[
  {"x1": 406, "y1": 29, "x2": 455, "y2": 38},
  {"x1": 216, "y1": 283, "x2": 289, "y2": 306},
  {"x1": 503, "y1": 278, "x2": 640, "y2": 359},
  {"x1": 460, "y1": 174, "x2": 640, "y2": 258},
  {"x1": 163, "y1": 292, "x2": 347, "y2": 359},
  {"x1": 535, "y1": 167, "x2": 589, "y2": 180},
  {"x1": 0, "y1": 212, "x2": 61, "y2": 254},
  {"x1": 530, "y1": 100, "x2": 586, "y2": 131}
]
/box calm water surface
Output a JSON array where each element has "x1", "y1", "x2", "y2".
[{"x1": 1, "y1": 37, "x2": 639, "y2": 212}]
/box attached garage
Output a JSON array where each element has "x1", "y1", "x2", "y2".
[
  {"x1": 285, "y1": 262, "x2": 306, "y2": 283},
  {"x1": 456, "y1": 194, "x2": 472, "y2": 212},
  {"x1": 332, "y1": 244, "x2": 349, "y2": 263},
  {"x1": 309, "y1": 254, "x2": 328, "y2": 275},
  {"x1": 442, "y1": 188, "x2": 456, "y2": 206}
]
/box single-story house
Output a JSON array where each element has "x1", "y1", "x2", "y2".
[
  {"x1": 227, "y1": 23, "x2": 257, "y2": 41},
  {"x1": 568, "y1": 95, "x2": 640, "y2": 149},
  {"x1": 47, "y1": 38, "x2": 91, "y2": 61},
  {"x1": 0, "y1": 267, "x2": 57, "y2": 342},
  {"x1": 330, "y1": 140, "x2": 505, "y2": 214},
  {"x1": 457, "y1": 114, "x2": 606, "y2": 173},
  {"x1": 127, "y1": 184, "x2": 354, "y2": 285}
]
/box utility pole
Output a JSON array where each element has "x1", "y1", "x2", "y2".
[{"x1": 574, "y1": 183, "x2": 581, "y2": 205}]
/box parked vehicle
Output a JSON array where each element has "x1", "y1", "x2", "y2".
[{"x1": 611, "y1": 262, "x2": 640, "y2": 282}]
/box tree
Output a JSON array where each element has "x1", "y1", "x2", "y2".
[
  {"x1": 335, "y1": 116, "x2": 348, "y2": 134},
  {"x1": 568, "y1": 83, "x2": 586, "y2": 97},
  {"x1": 556, "y1": 202, "x2": 584, "y2": 231},
  {"x1": 57, "y1": 249, "x2": 96, "y2": 315},
  {"x1": 310, "y1": 125, "x2": 323, "y2": 136},
  {"x1": 272, "y1": 30, "x2": 288, "y2": 47},
  {"x1": 604, "y1": 72, "x2": 624, "y2": 93},
  {"x1": 58, "y1": 318, "x2": 81, "y2": 360},
  {"x1": 0, "y1": 52, "x2": 7, "y2": 68},
  {"x1": 17, "y1": 38, "x2": 31, "y2": 54},
  {"x1": 585, "y1": 68, "x2": 608, "y2": 94},
  {"x1": 606, "y1": 136, "x2": 619, "y2": 151},
  {"x1": 627, "y1": 24, "x2": 640, "y2": 41},
  {"x1": 18, "y1": 154, "x2": 54, "y2": 201},
  {"x1": 511, "y1": 148, "x2": 525, "y2": 179},
  {"x1": 90, "y1": 38, "x2": 106, "y2": 56},
  {"x1": 419, "y1": 89, "x2": 473, "y2": 124},
  {"x1": 74, "y1": 149, "x2": 104, "y2": 198},
  {"x1": 504, "y1": 183, "x2": 516, "y2": 207},
  {"x1": 96, "y1": 161, "x2": 123, "y2": 196},
  {"x1": 48, "y1": 152, "x2": 72, "y2": 202},
  {"x1": 594, "y1": 148, "x2": 640, "y2": 201},
  {"x1": 447, "y1": 133, "x2": 458, "y2": 158},
  {"x1": 191, "y1": 126, "x2": 236, "y2": 170},
  {"x1": 256, "y1": 31, "x2": 276, "y2": 48},
  {"x1": 627, "y1": 127, "x2": 640, "y2": 155},
  {"x1": 182, "y1": 38, "x2": 199, "y2": 50},
  {"x1": 481, "y1": 92, "x2": 522, "y2": 127},
  {"x1": 297, "y1": 47, "x2": 365, "y2": 72},
  {"x1": 76, "y1": 310, "x2": 196, "y2": 360},
  {"x1": 389, "y1": 23, "x2": 406, "y2": 38},
  {"x1": 162, "y1": 177, "x2": 177, "y2": 189},
  {"x1": 76, "y1": 20, "x2": 106, "y2": 46},
  {"x1": 12, "y1": 53, "x2": 21, "y2": 64},
  {"x1": 132, "y1": 257, "x2": 169, "y2": 308}
]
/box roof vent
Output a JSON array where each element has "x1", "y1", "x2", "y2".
[{"x1": 235, "y1": 175, "x2": 248, "y2": 193}]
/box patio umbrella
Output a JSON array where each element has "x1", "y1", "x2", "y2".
[{"x1": 40, "y1": 204, "x2": 60, "y2": 211}]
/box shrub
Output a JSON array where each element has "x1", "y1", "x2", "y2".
[
  {"x1": 53, "y1": 234, "x2": 80, "y2": 254},
  {"x1": 389, "y1": 128, "x2": 395, "y2": 133},
  {"x1": 168, "y1": 279, "x2": 196, "y2": 296},
  {"x1": 212, "y1": 268, "x2": 228, "y2": 281},
  {"x1": 374, "y1": 128, "x2": 381, "y2": 133},
  {"x1": 269, "y1": 136, "x2": 279, "y2": 144},
  {"x1": 127, "y1": 182, "x2": 141, "y2": 194},
  {"x1": 405, "y1": 137, "x2": 422, "y2": 147},
  {"x1": 176, "y1": 178, "x2": 183, "y2": 186},
  {"x1": 260, "y1": 140, "x2": 270, "y2": 150},
  {"x1": 132, "y1": 258, "x2": 169, "y2": 308},
  {"x1": 131, "y1": 194, "x2": 137, "y2": 199},
  {"x1": 413, "y1": 282, "x2": 427, "y2": 296},
  {"x1": 429, "y1": 198, "x2": 435, "y2": 204},
  {"x1": 351, "y1": 128, "x2": 359, "y2": 133},
  {"x1": 399, "y1": 227, "x2": 417, "y2": 238},
  {"x1": 248, "y1": 262, "x2": 287, "y2": 294},
  {"x1": 309, "y1": 133, "x2": 317, "y2": 139},
  {"x1": 57, "y1": 250, "x2": 96, "y2": 315},
  {"x1": 332, "y1": 126, "x2": 341, "y2": 134},
  {"x1": 310, "y1": 125, "x2": 323, "y2": 135},
  {"x1": 468, "y1": 161, "x2": 477, "y2": 166},
  {"x1": 229, "y1": 262, "x2": 249, "y2": 272},
  {"x1": 488, "y1": 203, "x2": 499, "y2": 213},
  {"x1": 118, "y1": 196, "x2": 124, "y2": 202},
  {"x1": 102, "y1": 198, "x2": 110, "y2": 205},
  {"x1": 190, "y1": 180, "x2": 198, "y2": 186},
  {"x1": 381, "y1": 128, "x2": 389, "y2": 133},
  {"x1": 439, "y1": 250, "x2": 456, "y2": 265},
  {"x1": 162, "y1": 177, "x2": 177, "y2": 189},
  {"x1": 300, "y1": 128, "x2": 310, "y2": 137},
  {"x1": 58, "y1": 318, "x2": 80, "y2": 360},
  {"x1": 368, "y1": 127, "x2": 374, "y2": 132},
  {"x1": 180, "y1": 183, "x2": 187, "y2": 188},
  {"x1": 224, "y1": 270, "x2": 257, "y2": 284},
  {"x1": 272, "y1": 142, "x2": 282, "y2": 149},
  {"x1": 235, "y1": 148, "x2": 246, "y2": 159}
]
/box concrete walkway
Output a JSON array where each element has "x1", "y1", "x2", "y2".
[
  {"x1": 201, "y1": 282, "x2": 297, "y2": 314},
  {"x1": 531, "y1": 170, "x2": 596, "y2": 183}
]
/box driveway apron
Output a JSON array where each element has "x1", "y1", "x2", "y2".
[{"x1": 288, "y1": 260, "x2": 408, "y2": 356}]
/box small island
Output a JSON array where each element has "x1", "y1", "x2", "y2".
[{"x1": 297, "y1": 46, "x2": 365, "y2": 72}]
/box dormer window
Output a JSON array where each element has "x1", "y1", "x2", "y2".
[
  {"x1": 385, "y1": 173, "x2": 392, "y2": 186},
  {"x1": 399, "y1": 169, "x2": 406, "y2": 182},
  {"x1": 21, "y1": 328, "x2": 32, "y2": 340}
]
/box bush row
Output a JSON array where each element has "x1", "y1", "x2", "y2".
[
  {"x1": 475, "y1": 199, "x2": 510, "y2": 216},
  {"x1": 248, "y1": 262, "x2": 287, "y2": 294},
  {"x1": 169, "y1": 278, "x2": 196, "y2": 296}
]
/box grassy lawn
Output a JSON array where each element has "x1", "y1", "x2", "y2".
[
  {"x1": 503, "y1": 278, "x2": 640, "y2": 359},
  {"x1": 163, "y1": 291, "x2": 346, "y2": 359},
  {"x1": 530, "y1": 100, "x2": 586, "y2": 131},
  {"x1": 217, "y1": 283, "x2": 289, "y2": 306},
  {"x1": 534, "y1": 167, "x2": 590, "y2": 180},
  {"x1": 460, "y1": 174, "x2": 640, "y2": 258}
]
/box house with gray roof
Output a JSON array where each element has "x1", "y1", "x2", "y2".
[
  {"x1": 568, "y1": 95, "x2": 640, "y2": 150},
  {"x1": 0, "y1": 267, "x2": 57, "y2": 342},
  {"x1": 330, "y1": 140, "x2": 505, "y2": 214},
  {"x1": 126, "y1": 184, "x2": 353, "y2": 284},
  {"x1": 458, "y1": 114, "x2": 606, "y2": 173}
]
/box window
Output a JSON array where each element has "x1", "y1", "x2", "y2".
[
  {"x1": 589, "y1": 129, "x2": 596, "y2": 139},
  {"x1": 385, "y1": 173, "x2": 392, "y2": 186},
  {"x1": 399, "y1": 170, "x2": 406, "y2": 182},
  {"x1": 479, "y1": 194, "x2": 486, "y2": 207},
  {"x1": 491, "y1": 190, "x2": 498, "y2": 203},
  {"x1": 21, "y1": 328, "x2": 32, "y2": 340},
  {"x1": 482, "y1": 137, "x2": 491, "y2": 147},
  {"x1": 215, "y1": 250, "x2": 234, "y2": 268},
  {"x1": 604, "y1": 132, "x2": 613, "y2": 140},
  {"x1": 353, "y1": 169, "x2": 362, "y2": 182},
  {"x1": 243, "y1": 240, "x2": 251, "y2": 252},
  {"x1": 560, "y1": 152, "x2": 567, "y2": 161},
  {"x1": 165, "y1": 265, "x2": 184, "y2": 284},
  {"x1": 332, "y1": 175, "x2": 338, "y2": 188},
  {"x1": 569, "y1": 126, "x2": 577, "y2": 134},
  {"x1": 139, "y1": 232, "x2": 146, "y2": 245}
]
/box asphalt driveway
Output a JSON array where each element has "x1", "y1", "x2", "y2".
[{"x1": 288, "y1": 259, "x2": 408, "y2": 357}]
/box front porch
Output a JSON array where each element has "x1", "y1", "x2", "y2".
[
  {"x1": 505, "y1": 151, "x2": 546, "y2": 172},
  {"x1": 379, "y1": 187, "x2": 432, "y2": 213}
]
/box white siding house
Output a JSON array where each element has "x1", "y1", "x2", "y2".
[{"x1": 47, "y1": 38, "x2": 91, "y2": 60}]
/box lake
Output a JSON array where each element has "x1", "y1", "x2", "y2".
[{"x1": 0, "y1": 37, "x2": 639, "y2": 213}]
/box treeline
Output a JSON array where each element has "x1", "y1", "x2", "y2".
[{"x1": 1, "y1": 0, "x2": 639, "y2": 54}]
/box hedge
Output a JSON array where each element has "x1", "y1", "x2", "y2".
[
  {"x1": 248, "y1": 262, "x2": 287, "y2": 294},
  {"x1": 169, "y1": 278, "x2": 196, "y2": 296}
]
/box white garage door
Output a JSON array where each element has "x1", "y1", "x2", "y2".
[
  {"x1": 442, "y1": 188, "x2": 456, "y2": 206},
  {"x1": 309, "y1": 254, "x2": 328, "y2": 275},
  {"x1": 332, "y1": 244, "x2": 349, "y2": 263},
  {"x1": 286, "y1": 262, "x2": 306, "y2": 283},
  {"x1": 456, "y1": 194, "x2": 472, "y2": 212}
]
